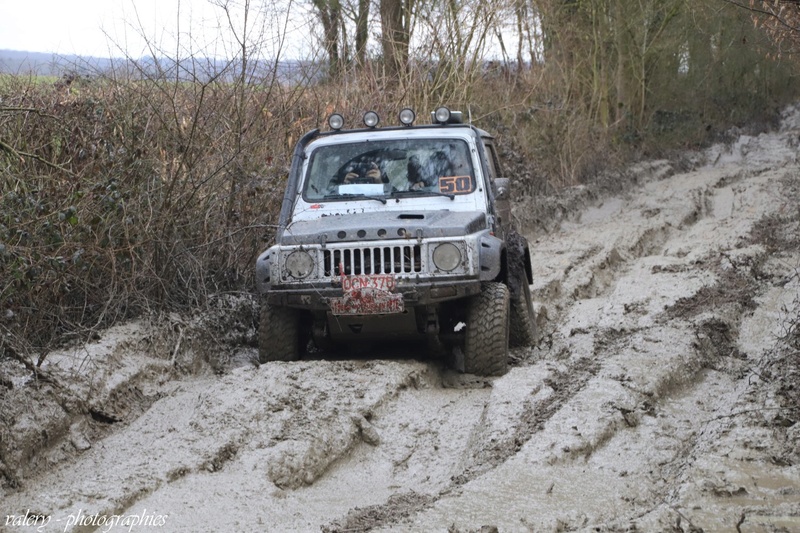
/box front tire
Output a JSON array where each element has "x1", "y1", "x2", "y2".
[
  {"x1": 258, "y1": 302, "x2": 301, "y2": 363},
  {"x1": 464, "y1": 282, "x2": 510, "y2": 376}
]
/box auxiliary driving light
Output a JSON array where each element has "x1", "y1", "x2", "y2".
[
  {"x1": 433, "y1": 106, "x2": 451, "y2": 124},
  {"x1": 328, "y1": 113, "x2": 344, "y2": 131},
  {"x1": 399, "y1": 108, "x2": 416, "y2": 126},
  {"x1": 363, "y1": 111, "x2": 380, "y2": 128}
]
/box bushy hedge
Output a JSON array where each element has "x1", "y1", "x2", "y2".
[{"x1": 1, "y1": 72, "x2": 298, "y2": 353}]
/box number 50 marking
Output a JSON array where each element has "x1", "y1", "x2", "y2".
[{"x1": 438, "y1": 175, "x2": 473, "y2": 194}]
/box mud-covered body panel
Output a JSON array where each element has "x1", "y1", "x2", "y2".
[{"x1": 279, "y1": 210, "x2": 487, "y2": 245}]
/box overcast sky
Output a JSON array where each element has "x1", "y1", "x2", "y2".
[{"x1": 0, "y1": 0, "x2": 313, "y2": 58}]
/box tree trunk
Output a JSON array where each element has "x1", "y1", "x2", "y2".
[
  {"x1": 355, "y1": 0, "x2": 370, "y2": 66},
  {"x1": 312, "y1": 0, "x2": 343, "y2": 76},
  {"x1": 380, "y1": 0, "x2": 411, "y2": 83}
]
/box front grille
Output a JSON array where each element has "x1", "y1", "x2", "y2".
[{"x1": 323, "y1": 245, "x2": 422, "y2": 276}]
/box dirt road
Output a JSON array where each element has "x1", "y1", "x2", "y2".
[{"x1": 2, "y1": 109, "x2": 799, "y2": 533}]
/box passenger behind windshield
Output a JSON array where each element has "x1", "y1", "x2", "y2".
[
  {"x1": 406, "y1": 144, "x2": 471, "y2": 192},
  {"x1": 408, "y1": 151, "x2": 449, "y2": 190}
]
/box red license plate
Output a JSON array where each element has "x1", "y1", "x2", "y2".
[
  {"x1": 330, "y1": 289, "x2": 404, "y2": 315},
  {"x1": 331, "y1": 273, "x2": 403, "y2": 315}
]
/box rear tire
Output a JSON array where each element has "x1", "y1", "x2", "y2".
[
  {"x1": 258, "y1": 302, "x2": 301, "y2": 363},
  {"x1": 510, "y1": 277, "x2": 537, "y2": 347},
  {"x1": 464, "y1": 282, "x2": 510, "y2": 376}
]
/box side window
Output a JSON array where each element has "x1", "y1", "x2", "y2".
[{"x1": 482, "y1": 141, "x2": 503, "y2": 181}]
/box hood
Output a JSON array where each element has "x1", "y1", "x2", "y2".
[{"x1": 279, "y1": 210, "x2": 487, "y2": 245}]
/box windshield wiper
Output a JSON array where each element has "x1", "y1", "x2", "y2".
[
  {"x1": 393, "y1": 189, "x2": 455, "y2": 200},
  {"x1": 323, "y1": 193, "x2": 387, "y2": 204}
]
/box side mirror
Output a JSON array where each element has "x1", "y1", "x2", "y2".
[
  {"x1": 495, "y1": 178, "x2": 510, "y2": 200},
  {"x1": 493, "y1": 177, "x2": 512, "y2": 231}
]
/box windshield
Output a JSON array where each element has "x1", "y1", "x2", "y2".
[{"x1": 303, "y1": 138, "x2": 475, "y2": 201}]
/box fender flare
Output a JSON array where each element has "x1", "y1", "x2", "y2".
[{"x1": 478, "y1": 232, "x2": 504, "y2": 281}]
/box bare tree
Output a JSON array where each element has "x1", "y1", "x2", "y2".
[
  {"x1": 743, "y1": 1, "x2": 800, "y2": 53},
  {"x1": 347, "y1": 0, "x2": 371, "y2": 66},
  {"x1": 311, "y1": 0, "x2": 344, "y2": 75},
  {"x1": 309, "y1": 0, "x2": 374, "y2": 74},
  {"x1": 515, "y1": 0, "x2": 542, "y2": 69}
]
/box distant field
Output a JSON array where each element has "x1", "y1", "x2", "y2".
[
  {"x1": 0, "y1": 72, "x2": 59, "y2": 84},
  {"x1": 0, "y1": 49, "x2": 317, "y2": 84},
  {"x1": 0, "y1": 49, "x2": 115, "y2": 76}
]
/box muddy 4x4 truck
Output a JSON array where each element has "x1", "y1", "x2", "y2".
[{"x1": 256, "y1": 107, "x2": 536, "y2": 375}]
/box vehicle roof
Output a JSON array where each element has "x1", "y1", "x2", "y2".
[{"x1": 307, "y1": 123, "x2": 494, "y2": 145}]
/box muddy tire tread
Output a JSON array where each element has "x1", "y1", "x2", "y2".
[
  {"x1": 464, "y1": 282, "x2": 510, "y2": 376},
  {"x1": 258, "y1": 302, "x2": 300, "y2": 363}
]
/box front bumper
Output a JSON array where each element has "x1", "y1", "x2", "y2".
[
  {"x1": 256, "y1": 231, "x2": 503, "y2": 297},
  {"x1": 265, "y1": 278, "x2": 482, "y2": 310}
]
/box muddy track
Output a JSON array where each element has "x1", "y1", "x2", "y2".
[{"x1": 2, "y1": 111, "x2": 800, "y2": 532}]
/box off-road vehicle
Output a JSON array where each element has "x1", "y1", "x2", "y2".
[{"x1": 255, "y1": 107, "x2": 536, "y2": 375}]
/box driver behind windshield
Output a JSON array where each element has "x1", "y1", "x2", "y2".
[
  {"x1": 343, "y1": 161, "x2": 385, "y2": 184},
  {"x1": 306, "y1": 140, "x2": 473, "y2": 200},
  {"x1": 330, "y1": 160, "x2": 389, "y2": 188}
]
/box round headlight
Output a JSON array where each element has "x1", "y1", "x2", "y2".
[
  {"x1": 432, "y1": 242, "x2": 462, "y2": 272},
  {"x1": 399, "y1": 108, "x2": 416, "y2": 126},
  {"x1": 434, "y1": 106, "x2": 451, "y2": 124},
  {"x1": 363, "y1": 111, "x2": 380, "y2": 128},
  {"x1": 285, "y1": 250, "x2": 315, "y2": 279},
  {"x1": 328, "y1": 113, "x2": 344, "y2": 130}
]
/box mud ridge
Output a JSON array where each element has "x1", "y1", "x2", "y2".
[
  {"x1": 591, "y1": 216, "x2": 799, "y2": 530},
  {"x1": 320, "y1": 357, "x2": 602, "y2": 532},
  {"x1": 322, "y1": 492, "x2": 436, "y2": 533},
  {"x1": 0, "y1": 323, "x2": 173, "y2": 492},
  {"x1": 514, "y1": 159, "x2": 676, "y2": 237},
  {"x1": 456, "y1": 357, "x2": 600, "y2": 483},
  {"x1": 259, "y1": 364, "x2": 444, "y2": 491}
]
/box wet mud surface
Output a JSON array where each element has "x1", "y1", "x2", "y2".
[{"x1": 2, "y1": 107, "x2": 800, "y2": 532}]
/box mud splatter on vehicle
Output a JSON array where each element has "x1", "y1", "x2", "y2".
[{"x1": 255, "y1": 108, "x2": 537, "y2": 375}]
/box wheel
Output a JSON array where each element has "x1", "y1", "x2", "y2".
[
  {"x1": 464, "y1": 282, "x2": 510, "y2": 376},
  {"x1": 258, "y1": 301, "x2": 301, "y2": 363},
  {"x1": 510, "y1": 276, "x2": 537, "y2": 347},
  {"x1": 504, "y1": 229, "x2": 536, "y2": 348}
]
